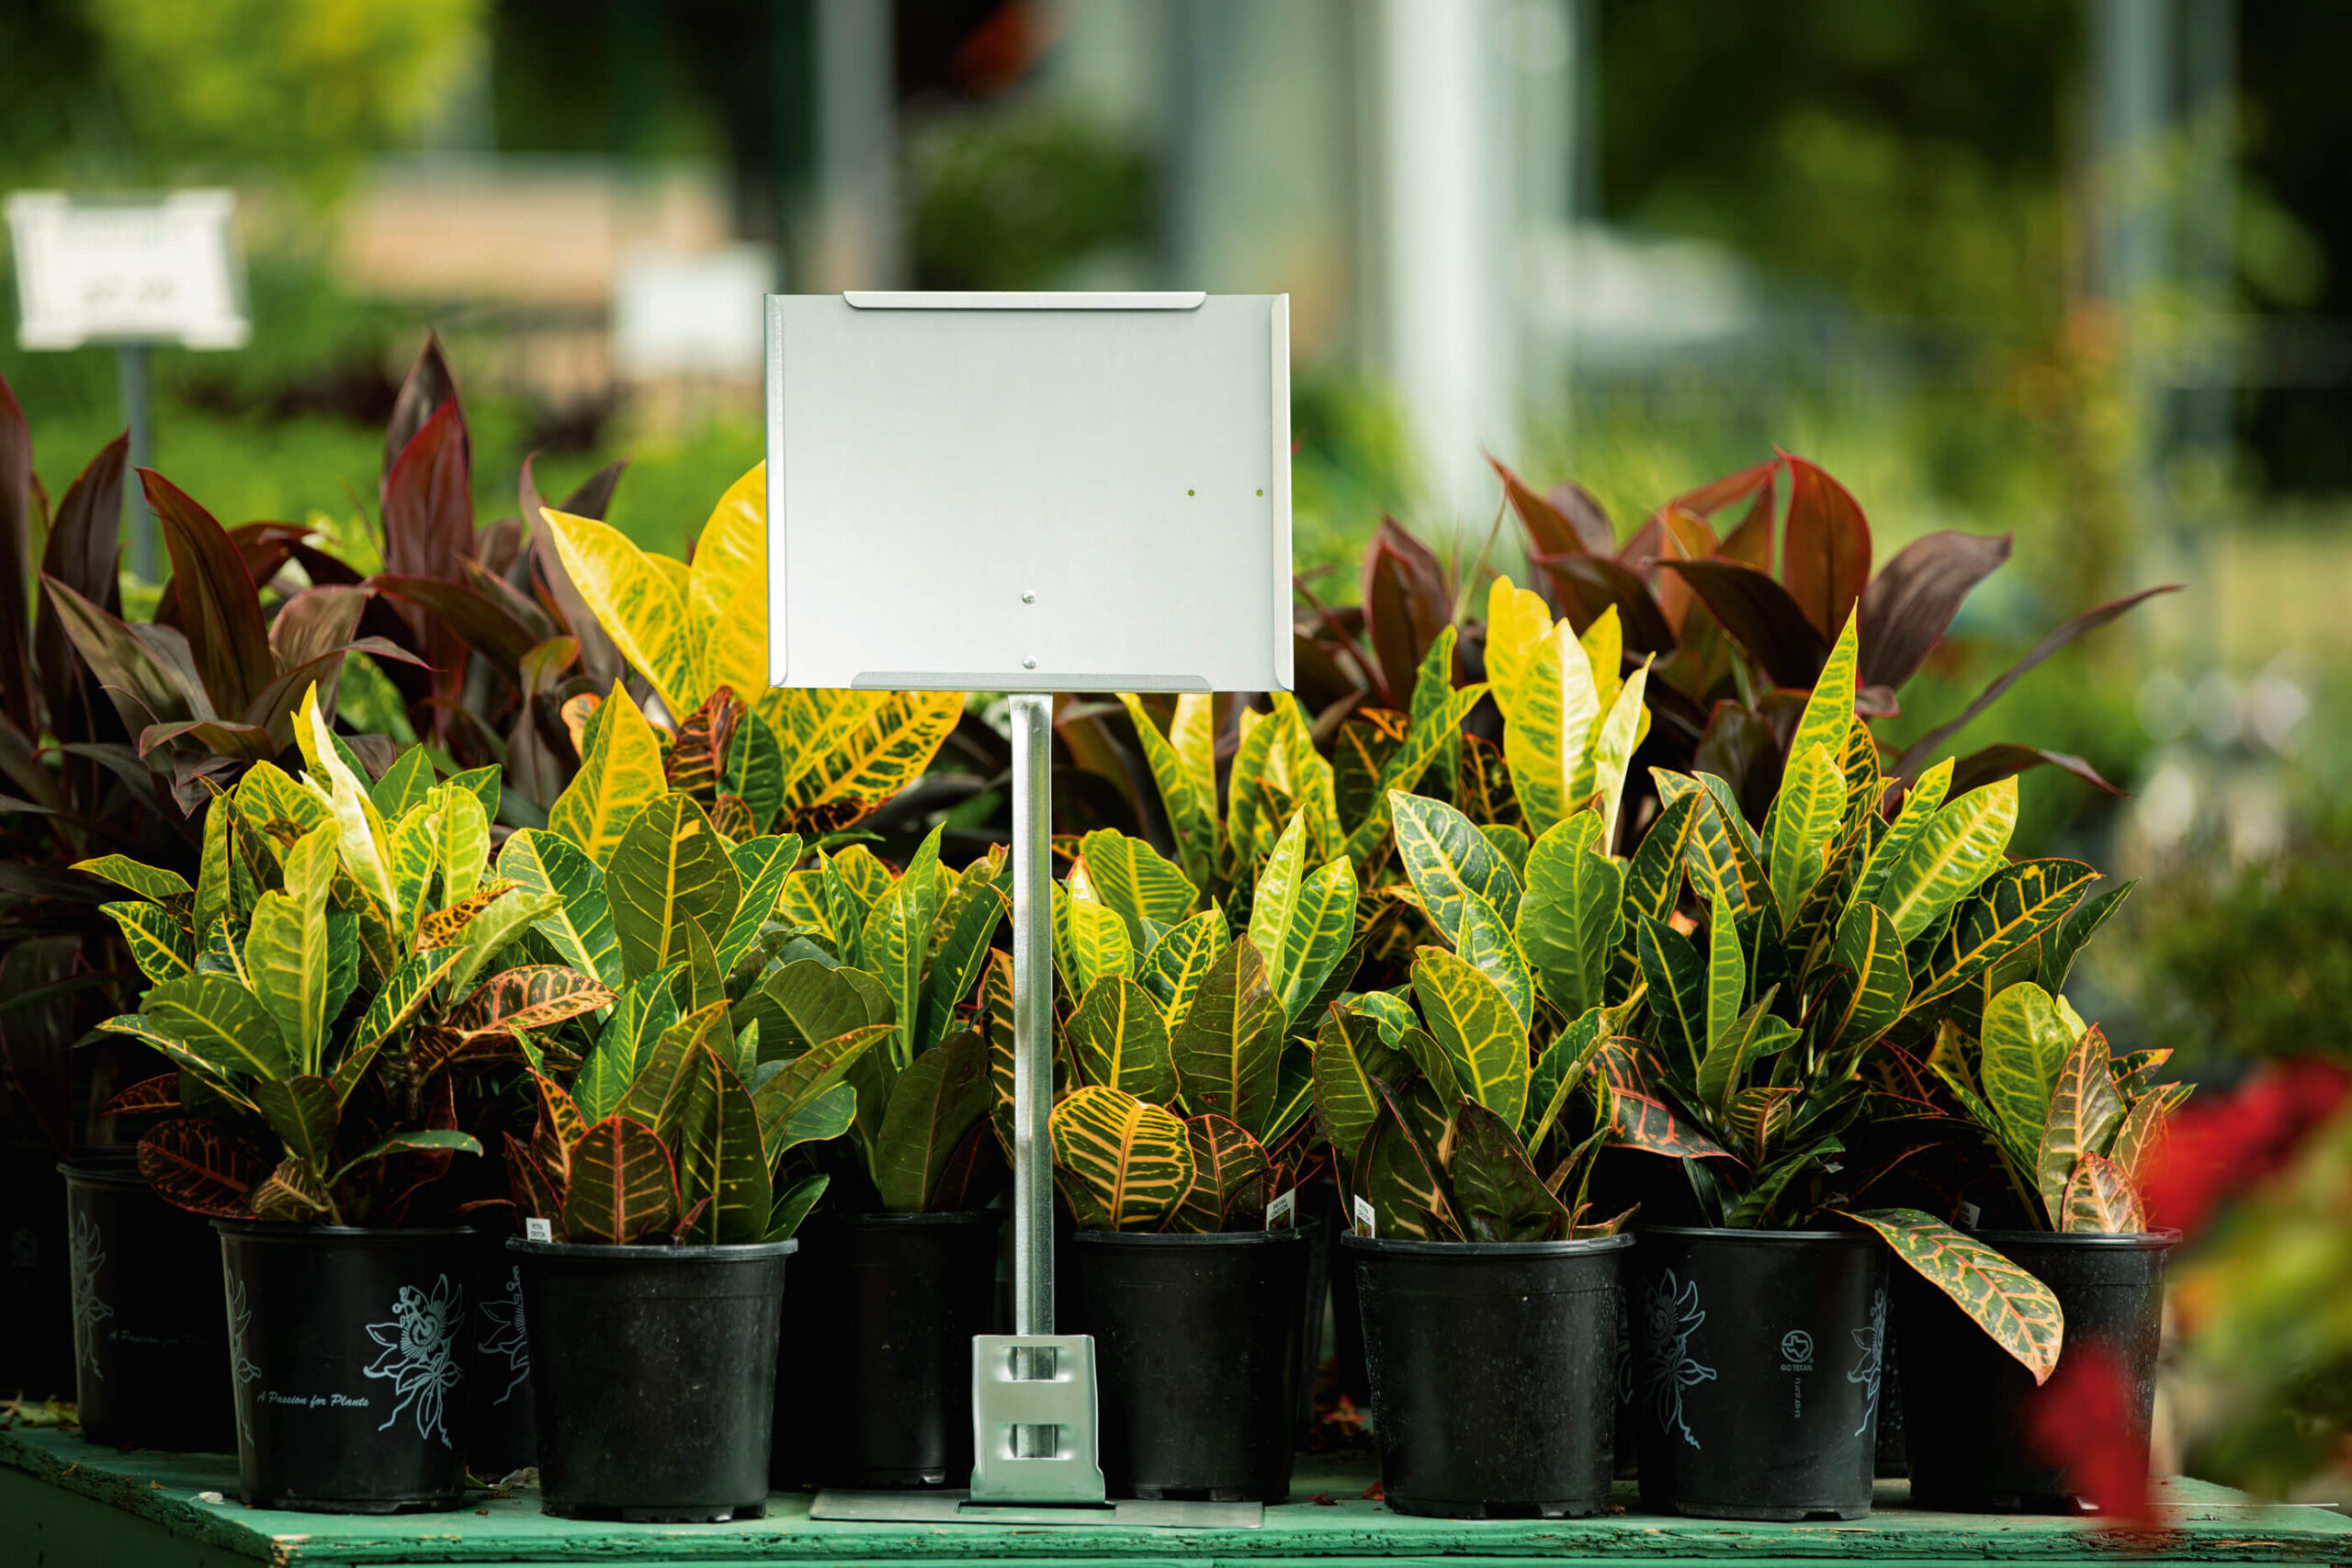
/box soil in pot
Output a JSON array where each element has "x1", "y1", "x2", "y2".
[
  {"x1": 771, "y1": 1211, "x2": 1001, "y2": 1489},
  {"x1": 1348, "y1": 1231, "x2": 1632, "y2": 1518},
  {"x1": 1070, "y1": 1229, "x2": 1307, "y2": 1503},
  {"x1": 62, "y1": 1159, "x2": 233, "y2": 1451},
  {"x1": 216, "y1": 1222, "x2": 475, "y2": 1513},
  {"x1": 1629, "y1": 1227, "x2": 1889, "y2": 1521},
  {"x1": 1896, "y1": 1229, "x2": 2177, "y2": 1511},
  {"x1": 465, "y1": 1226, "x2": 536, "y2": 1475},
  {"x1": 516, "y1": 1237, "x2": 794, "y2": 1521}
]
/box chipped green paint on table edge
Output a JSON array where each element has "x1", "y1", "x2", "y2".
[{"x1": 4, "y1": 1426, "x2": 2347, "y2": 1567}]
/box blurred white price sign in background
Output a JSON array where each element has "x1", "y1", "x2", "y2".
[
  {"x1": 6, "y1": 190, "x2": 248, "y2": 350},
  {"x1": 5, "y1": 189, "x2": 250, "y2": 575}
]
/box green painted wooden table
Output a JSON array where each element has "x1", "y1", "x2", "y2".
[{"x1": 6, "y1": 1425, "x2": 2347, "y2": 1568}]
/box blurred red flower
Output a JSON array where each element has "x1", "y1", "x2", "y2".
[
  {"x1": 2028, "y1": 1346, "x2": 2153, "y2": 1527},
  {"x1": 2142, "y1": 1061, "x2": 2351, "y2": 1236}
]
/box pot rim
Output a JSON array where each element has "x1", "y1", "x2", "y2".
[
  {"x1": 1340, "y1": 1230, "x2": 1634, "y2": 1258},
  {"x1": 1962, "y1": 1226, "x2": 2184, "y2": 1249},
  {"x1": 1636, "y1": 1224, "x2": 1880, "y2": 1246},
  {"x1": 507, "y1": 1236, "x2": 798, "y2": 1262},
  {"x1": 816, "y1": 1209, "x2": 1006, "y2": 1230},
  {"x1": 1073, "y1": 1226, "x2": 1307, "y2": 1247},
  {"x1": 213, "y1": 1219, "x2": 478, "y2": 1240},
  {"x1": 58, "y1": 1157, "x2": 150, "y2": 1190}
]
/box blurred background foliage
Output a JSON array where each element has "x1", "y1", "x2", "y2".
[{"x1": 4, "y1": 0, "x2": 2351, "y2": 1491}]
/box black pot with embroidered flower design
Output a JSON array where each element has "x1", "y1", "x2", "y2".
[
  {"x1": 216, "y1": 1223, "x2": 477, "y2": 1513},
  {"x1": 1628, "y1": 1227, "x2": 1888, "y2": 1521}
]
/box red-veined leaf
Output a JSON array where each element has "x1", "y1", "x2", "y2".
[
  {"x1": 1846, "y1": 1207, "x2": 2064, "y2": 1384},
  {"x1": 449, "y1": 965, "x2": 616, "y2": 1035},
  {"x1": 1594, "y1": 1038, "x2": 1733, "y2": 1160},
  {"x1": 2061, "y1": 1151, "x2": 2147, "y2": 1234},
  {"x1": 103, "y1": 1073, "x2": 181, "y2": 1117},
  {"x1": 2036, "y1": 1024, "x2": 2126, "y2": 1225},
  {"x1": 137, "y1": 1119, "x2": 267, "y2": 1217},
  {"x1": 561, "y1": 1115, "x2": 682, "y2": 1245},
  {"x1": 1170, "y1": 1112, "x2": 1272, "y2": 1232}
]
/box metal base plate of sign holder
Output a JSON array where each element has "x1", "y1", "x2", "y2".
[{"x1": 808, "y1": 699, "x2": 1263, "y2": 1531}]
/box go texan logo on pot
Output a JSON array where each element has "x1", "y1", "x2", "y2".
[{"x1": 1780, "y1": 1328, "x2": 1815, "y2": 1421}]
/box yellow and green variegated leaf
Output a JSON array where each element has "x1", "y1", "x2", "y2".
[
  {"x1": 761, "y1": 690, "x2": 882, "y2": 803},
  {"x1": 1264, "y1": 694, "x2": 1341, "y2": 865},
  {"x1": 1982, "y1": 980, "x2": 2076, "y2": 1164},
  {"x1": 780, "y1": 868, "x2": 835, "y2": 944},
  {"x1": 235, "y1": 760, "x2": 332, "y2": 841},
  {"x1": 1579, "y1": 604, "x2": 1626, "y2": 715},
  {"x1": 1680, "y1": 778, "x2": 1769, "y2": 919},
  {"x1": 685, "y1": 463, "x2": 768, "y2": 705},
  {"x1": 1518, "y1": 813, "x2": 1623, "y2": 1020},
  {"x1": 1788, "y1": 777, "x2": 1882, "y2": 984},
  {"x1": 921, "y1": 852, "x2": 1007, "y2": 1049},
  {"x1": 1408, "y1": 945, "x2": 1530, "y2": 1128},
  {"x1": 1764, "y1": 741, "x2": 1845, "y2": 929},
  {"x1": 861, "y1": 828, "x2": 941, "y2": 1069},
  {"x1": 2036, "y1": 1023, "x2": 2125, "y2": 1225},
  {"x1": 298, "y1": 687, "x2": 398, "y2": 923},
  {"x1": 1846, "y1": 1208, "x2": 2064, "y2": 1383},
  {"x1": 1390, "y1": 790, "x2": 1522, "y2": 943},
  {"x1": 1082, "y1": 828, "x2": 1197, "y2": 950},
  {"x1": 1067, "y1": 976, "x2": 1179, "y2": 1101},
  {"x1": 74, "y1": 855, "x2": 191, "y2": 905},
  {"x1": 1789, "y1": 611, "x2": 1860, "y2": 771},
  {"x1": 195, "y1": 790, "x2": 235, "y2": 938},
  {"x1": 1823, "y1": 902, "x2": 1910, "y2": 1062},
  {"x1": 607, "y1": 794, "x2": 743, "y2": 985},
  {"x1": 101, "y1": 901, "x2": 194, "y2": 985},
  {"x1": 335, "y1": 948, "x2": 463, "y2": 1102},
  {"x1": 369, "y1": 746, "x2": 435, "y2": 822},
  {"x1": 549, "y1": 683, "x2": 668, "y2": 869},
  {"x1": 1246, "y1": 811, "x2": 1311, "y2": 968},
  {"x1": 1634, "y1": 914, "x2": 1708, "y2": 1073},
  {"x1": 1908, "y1": 859, "x2": 2095, "y2": 1011},
  {"x1": 1049, "y1": 1085, "x2": 1194, "y2": 1231},
  {"x1": 1053, "y1": 886, "x2": 1135, "y2": 996},
  {"x1": 437, "y1": 887, "x2": 562, "y2": 1007},
  {"x1": 1499, "y1": 620, "x2": 1602, "y2": 836},
  {"x1": 141, "y1": 973, "x2": 293, "y2": 1081},
  {"x1": 247, "y1": 825, "x2": 345, "y2": 1073},
  {"x1": 1258, "y1": 845, "x2": 1357, "y2": 1032},
  {"x1": 1589, "y1": 660, "x2": 1651, "y2": 852},
  {"x1": 436, "y1": 783, "x2": 489, "y2": 903},
  {"x1": 1454, "y1": 895, "x2": 1534, "y2": 1031},
  {"x1": 1341, "y1": 682, "x2": 1489, "y2": 870},
  {"x1": 1479, "y1": 823, "x2": 1532, "y2": 881},
  {"x1": 1482, "y1": 576, "x2": 1552, "y2": 721},
  {"x1": 1524, "y1": 1005, "x2": 1608, "y2": 1147},
  {"x1": 252, "y1": 1077, "x2": 341, "y2": 1171},
  {"x1": 676, "y1": 1043, "x2": 771, "y2": 1244},
  {"x1": 1118, "y1": 694, "x2": 1219, "y2": 888},
  {"x1": 497, "y1": 829, "x2": 623, "y2": 987},
  {"x1": 871, "y1": 1029, "x2": 991, "y2": 1212},
  {"x1": 1872, "y1": 776, "x2": 2018, "y2": 942},
  {"x1": 717, "y1": 833, "x2": 801, "y2": 973},
  {"x1": 825, "y1": 843, "x2": 896, "y2": 929},
  {"x1": 386, "y1": 795, "x2": 442, "y2": 942},
  {"x1": 542, "y1": 507, "x2": 698, "y2": 716},
  {"x1": 1616, "y1": 790, "x2": 1698, "y2": 982},
  {"x1": 1704, "y1": 893, "x2": 1747, "y2": 1051},
  {"x1": 1168, "y1": 936, "x2": 1282, "y2": 1135},
  {"x1": 1171, "y1": 1112, "x2": 1272, "y2": 1233},
  {"x1": 1137, "y1": 908, "x2": 1231, "y2": 1030},
  {"x1": 1696, "y1": 998, "x2": 1796, "y2": 1111},
  {"x1": 1312, "y1": 1008, "x2": 1396, "y2": 1165},
  {"x1": 1847, "y1": 757, "x2": 1952, "y2": 917},
  {"x1": 788, "y1": 691, "x2": 962, "y2": 809}
]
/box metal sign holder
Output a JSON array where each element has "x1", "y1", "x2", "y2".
[{"x1": 768, "y1": 291, "x2": 1287, "y2": 1529}]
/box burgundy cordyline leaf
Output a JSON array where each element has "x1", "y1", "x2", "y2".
[
  {"x1": 1657, "y1": 558, "x2": 1826, "y2": 687},
  {"x1": 142, "y1": 468, "x2": 277, "y2": 719},
  {"x1": 383, "y1": 332, "x2": 464, "y2": 482},
  {"x1": 1855, "y1": 530, "x2": 2012, "y2": 691},
  {"x1": 1665, "y1": 457, "x2": 1779, "y2": 522},
  {"x1": 1779, "y1": 453, "x2": 1871, "y2": 641},
  {"x1": 1487, "y1": 450, "x2": 1609, "y2": 559},
  {"x1": 34, "y1": 434, "x2": 129, "y2": 746},
  {"x1": 1534, "y1": 554, "x2": 1678, "y2": 653},
  {"x1": 1716, "y1": 473, "x2": 1777, "y2": 575},
  {"x1": 1360, "y1": 517, "x2": 1450, "y2": 708}
]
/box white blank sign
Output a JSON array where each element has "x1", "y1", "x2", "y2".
[
  {"x1": 764, "y1": 292, "x2": 1290, "y2": 694},
  {"x1": 6, "y1": 190, "x2": 249, "y2": 350}
]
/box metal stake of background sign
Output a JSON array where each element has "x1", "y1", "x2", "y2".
[
  {"x1": 115, "y1": 344, "x2": 154, "y2": 579},
  {"x1": 773, "y1": 290, "x2": 1285, "y2": 1528}
]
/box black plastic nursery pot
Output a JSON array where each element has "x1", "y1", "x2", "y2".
[
  {"x1": 215, "y1": 1221, "x2": 476, "y2": 1513},
  {"x1": 1896, "y1": 1229, "x2": 2178, "y2": 1512},
  {"x1": 61, "y1": 1159, "x2": 233, "y2": 1452},
  {"x1": 1070, "y1": 1228, "x2": 1308, "y2": 1503},
  {"x1": 515, "y1": 1236, "x2": 794, "y2": 1521},
  {"x1": 465, "y1": 1226, "x2": 536, "y2": 1475},
  {"x1": 2, "y1": 1145, "x2": 74, "y2": 1404},
  {"x1": 1629, "y1": 1227, "x2": 1890, "y2": 1521},
  {"x1": 771, "y1": 1211, "x2": 1001, "y2": 1489},
  {"x1": 1346, "y1": 1231, "x2": 1632, "y2": 1518}
]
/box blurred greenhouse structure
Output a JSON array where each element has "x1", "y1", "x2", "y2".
[{"x1": 6, "y1": 0, "x2": 2352, "y2": 1495}]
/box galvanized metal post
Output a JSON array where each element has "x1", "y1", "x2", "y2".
[
  {"x1": 1007, "y1": 693, "x2": 1055, "y2": 1338},
  {"x1": 117, "y1": 342, "x2": 155, "y2": 581}
]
